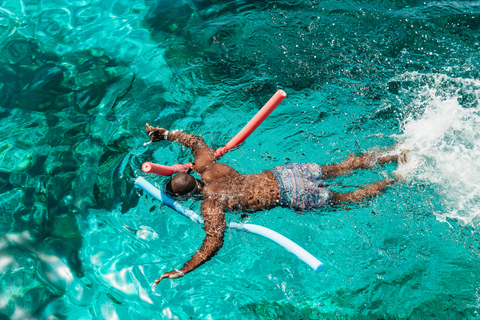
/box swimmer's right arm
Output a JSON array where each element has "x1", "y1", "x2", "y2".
[{"x1": 153, "y1": 197, "x2": 226, "y2": 286}]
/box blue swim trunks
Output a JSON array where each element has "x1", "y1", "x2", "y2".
[{"x1": 270, "y1": 163, "x2": 331, "y2": 210}]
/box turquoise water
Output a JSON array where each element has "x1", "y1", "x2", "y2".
[{"x1": 1, "y1": 0, "x2": 480, "y2": 318}]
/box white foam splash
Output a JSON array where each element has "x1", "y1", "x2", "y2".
[{"x1": 395, "y1": 73, "x2": 480, "y2": 226}]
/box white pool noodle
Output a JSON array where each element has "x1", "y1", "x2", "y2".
[{"x1": 135, "y1": 177, "x2": 323, "y2": 272}]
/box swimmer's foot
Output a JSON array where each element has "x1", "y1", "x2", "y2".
[
  {"x1": 394, "y1": 171, "x2": 403, "y2": 180},
  {"x1": 399, "y1": 150, "x2": 409, "y2": 164},
  {"x1": 393, "y1": 150, "x2": 410, "y2": 180}
]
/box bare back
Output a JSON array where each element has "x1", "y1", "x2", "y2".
[{"x1": 198, "y1": 162, "x2": 280, "y2": 211}]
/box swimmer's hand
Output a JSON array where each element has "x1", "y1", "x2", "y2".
[
  {"x1": 153, "y1": 270, "x2": 184, "y2": 286},
  {"x1": 146, "y1": 123, "x2": 167, "y2": 142}
]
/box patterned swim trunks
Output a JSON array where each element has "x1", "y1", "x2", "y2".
[{"x1": 270, "y1": 163, "x2": 331, "y2": 210}]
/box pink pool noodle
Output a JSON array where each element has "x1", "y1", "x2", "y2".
[
  {"x1": 143, "y1": 90, "x2": 286, "y2": 176},
  {"x1": 142, "y1": 162, "x2": 191, "y2": 176},
  {"x1": 214, "y1": 89, "x2": 286, "y2": 159}
]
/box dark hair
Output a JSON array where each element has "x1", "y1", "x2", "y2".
[{"x1": 163, "y1": 173, "x2": 198, "y2": 200}]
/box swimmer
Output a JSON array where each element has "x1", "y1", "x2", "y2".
[{"x1": 146, "y1": 124, "x2": 402, "y2": 286}]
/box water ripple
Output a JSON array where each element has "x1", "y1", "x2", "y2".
[{"x1": 1, "y1": 0, "x2": 480, "y2": 318}]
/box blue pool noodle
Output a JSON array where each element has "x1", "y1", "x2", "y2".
[{"x1": 135, "y1": 177, "x2": 323, "y2": 273}]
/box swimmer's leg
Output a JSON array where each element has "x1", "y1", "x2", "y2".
[
  {"x1": 321, "y1": 151, "x2": 400, "y2": 179},
  {"x1": 330, "y1": 179, "x2": 396, "y2": 204}
]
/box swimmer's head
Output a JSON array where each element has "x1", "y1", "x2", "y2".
[{"x1": 163, "y1": 173, "x2": 199, "y2": 200}]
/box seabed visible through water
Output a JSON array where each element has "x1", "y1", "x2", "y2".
[{"x1": 1, "y1": 0, "x2": 480, "y2": 319}]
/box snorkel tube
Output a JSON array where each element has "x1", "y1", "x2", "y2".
[
  {"x1": 142, "y1": 90, "x2": 286, "y2": 176},
  {"x1": 135, "y1": 177, "x2": 323, "y2": 273}
]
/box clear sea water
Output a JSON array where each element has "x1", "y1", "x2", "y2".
[{"x1": 1, "y1": 0, "x2": 480, "y2": 319}]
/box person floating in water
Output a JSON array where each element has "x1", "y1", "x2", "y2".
[{"x1": 145, "y1": 124, "x2": 402, "y2": 286}]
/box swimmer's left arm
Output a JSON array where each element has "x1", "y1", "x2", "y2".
[
  {"x1": 153, "y1": 197, "x2": 226, "y2": 286},
  {"x1": 146, "y1": 124, "x2": 212, "y2": 156},
  {"x1": 146, "y1": 123, "x2": 216, "y2": 175}
]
